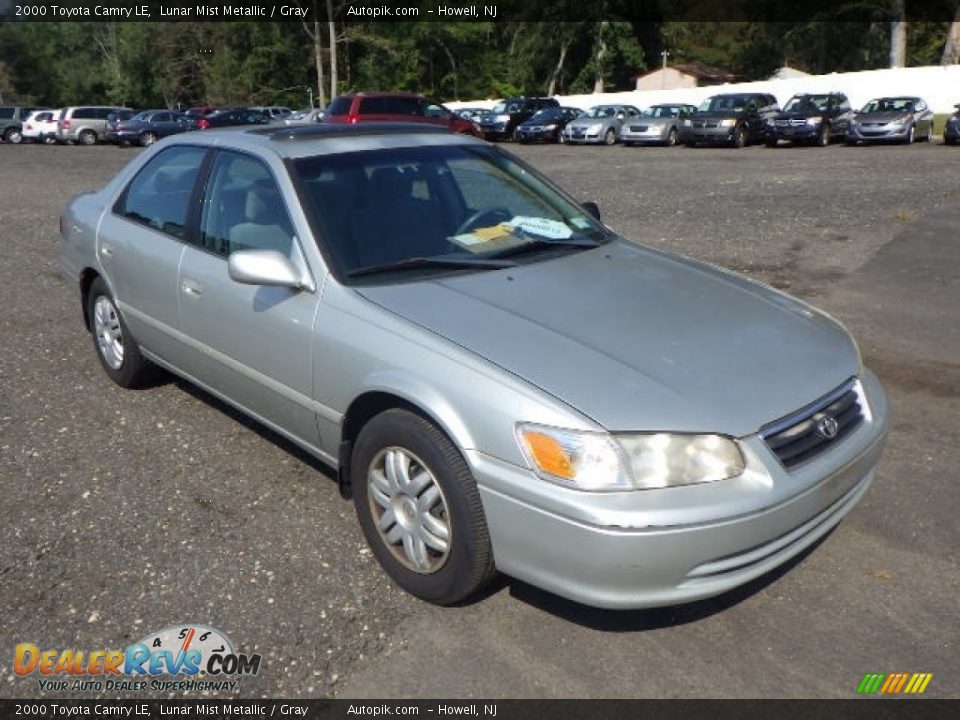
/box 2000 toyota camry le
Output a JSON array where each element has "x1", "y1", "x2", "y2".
[{"x1": 59, "y1": 123, "x2": 888, "y2": 610}]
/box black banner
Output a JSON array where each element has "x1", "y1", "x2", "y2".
[
  {"x1": 0, "y1": 700, "x2": 957, "y2": 720},
  {"x1": 3, "y1": 0, "x2": 960, "y2": 22}
]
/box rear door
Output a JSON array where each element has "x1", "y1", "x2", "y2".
[
  {"x1": 176, "y1": 149, "x2": 321, "y2": 447},
  {"x1": 97, "y1": 144, "x2": 209, "y2": 363}
]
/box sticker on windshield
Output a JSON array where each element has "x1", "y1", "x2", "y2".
[
  {"x1": 450, "y1": 224, "x2": 527, "y2": 254},
  {"x1": 507, "y1": 216, "x2": 573, "y2": 239},
  {"x1": 570, "y1": 216, "x2": 592, "y2": 230}
]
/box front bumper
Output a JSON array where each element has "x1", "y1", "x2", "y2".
[
  {"x1": 678, "y1": 125, "x2": 737, "y2": 145},
  {"x1": 563, "y1": 128, "x2": 608, "y2": 144},
  {"x1": 469, "y1": 370, "x2": 888, "y2": 609},
  {"x1": 515, "y1": 127, "x2": 558, "y2": 143},
  {"x1": 846, "y1": 124, "x2": 911, "y2": 143},
  {"x1": 620, "y1": 124, "x2": 670, "y2": 144},
  {"x1": 770, "y1": 124, "x2": 820, "y2": 141}
]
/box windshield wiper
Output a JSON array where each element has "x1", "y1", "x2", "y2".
[
  {"x1": 485, "y1": 236, "x2": 600, "y2": 260},
  {"x1": 346, "y1": 256, "x2": 517, "y2": 279}
]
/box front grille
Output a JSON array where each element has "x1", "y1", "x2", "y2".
[
  {"x1": 629, "y1": 125, "x2": 648, "y2": 132},
  {"x1": 776, "y1": 118, "x2": 806, "y2": 127},
  {"x1": 693, "y1": 121, "x2": 719, "y2": 129},
  {"x1": 761, "y1": 380, "x2": 864, "y2": 469}
]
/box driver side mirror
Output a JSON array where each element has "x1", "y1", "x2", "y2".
[{"x1": 582, "y1": 201, "x2": 601, "y2": 222}]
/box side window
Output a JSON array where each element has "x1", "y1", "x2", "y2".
[
  {"x1": 387, "y1": 96, "x2": 420, "y2": 116},
  {"x1": 359, "y1": 97, "x2": 389, "y2": 115},
  {"x1": 0, "y1": 108, "x2": 17, "y2": 120},
  {"x1": 199, "y1": 151, "x2": 295, "y2": 258},
  {"x1": 422, "y1": 102, "x2": 448, "y2": 118},
  {"x1": 118, "y1": 145, "x2": 206, "y2": 238},
  {"x1": 74, "y1": 108, "x2": 95, "y2": 119}
]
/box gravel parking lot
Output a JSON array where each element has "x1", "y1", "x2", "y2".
[{"x1": 1, "y1": 140, "x2": 957, "y2": 699}]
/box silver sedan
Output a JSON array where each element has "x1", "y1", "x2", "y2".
[
  {"x1": 620, "y1": 104, "x2": 698, "y2": 146},
  {"x1": 60, "y1": 123, "x2": 888, "y2": 609},
  {"x1": 561, "y1": 104, "x2": 642, "y2": 145}
]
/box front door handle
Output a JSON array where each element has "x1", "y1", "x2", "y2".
[
  {"x1": 182, "y1": 278, "x2": 204, "y2": 298},
  {"x1": 99, "y1": 242, "x2": 115, "y2": 258}
]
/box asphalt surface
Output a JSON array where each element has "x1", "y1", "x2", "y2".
[{"x1": 1, "y1": 138, "x2": 957, "y2": 700}]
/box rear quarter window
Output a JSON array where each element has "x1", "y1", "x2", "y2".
[
  {"x1": 0, "y1": 108, "x2": 15, "y2": 120},
  {"x1": 327, "y1": 97, "x2": 353, "y2": 116}
]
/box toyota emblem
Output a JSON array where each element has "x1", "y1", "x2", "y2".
[{"x1": 816, "y1": 415, "x2": 840, "y2": 439}]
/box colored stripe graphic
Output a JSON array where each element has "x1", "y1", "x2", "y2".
[{"x1": 857, "y1": 673, "x2": 933, "y2": 694}]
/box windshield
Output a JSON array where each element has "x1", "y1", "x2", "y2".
[
  {"x1": 527, "y1": 109, "x2": 562, "y2": 123},
  {"x1": 641, "y1": 106, "x2": 679, "y2": 118},
  {"x1": 784, "y1": 95, "x2": 830, "y2": 113},
  {"x1": 582, "y1": 106, "x2": 619, "y2": 119},
  {"x1": 861, "y1": 97, "x2": 916, "y2": 113},
  {"x1": 293, "y1": 145, "x2": 609, "y2": 282},
  {"x1": 698, "y1": 95, "x2": 750, "y2": 113},
  {"x1": 492, "y1": 102, "x2": 521, "y2": 114}
]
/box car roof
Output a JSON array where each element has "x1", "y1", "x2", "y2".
[{"x1": 158, "y1": 122, "x2": 482, "y2": 160}]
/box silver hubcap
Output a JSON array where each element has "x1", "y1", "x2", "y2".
[
  {"x1": 93, "y1": 296, "x2": 124, "y2": 370},
  {"x1": 367, "y1": 447, "x2": 451, "y2": 574}
]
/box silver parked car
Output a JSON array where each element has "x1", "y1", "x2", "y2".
[
  {"x1": 562, "y1": 104, "x2": 642, "y2": 145},
  {"x1": 60, "y1": 123, "x2": 888, "y2": 609},
  {"x1": 846, "y1": 96, "x2": 934, "y2": 144},
  {"x1": 620, "y1": 103, "x2": 698, "y2": 146}
]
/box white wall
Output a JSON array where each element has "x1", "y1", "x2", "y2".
[{"x1": 446, "y1": 65, "x2": 960, "y2": 115}]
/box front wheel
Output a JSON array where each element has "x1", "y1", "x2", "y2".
[
  {"x1": 78, "y1": 130, "x2": 97, "y2": 146},
  {"x1": 351, "y1": 409, "x2": 495, "y2": 605},
  {"x1": 87, "y1": 278, "x2": 156, "y2": 388},
  {"x1": 732, "y1": 126, "x2": 746, "y2": 148},
  {"x1": 603, "y1": 128, "x2": 617, "y2": 145},
  {"x1": 904, "y1": 125, "x2": 915, "y2": 144},
  {"x1": 665, "y1": 128, "x2": 678, "y2": 147},
  {"x1": 140, "y1": 132, "x2": 157, "y2": 147},
  {"x1": 816, "y1": 124, "x2": 830, "y2": 147}
]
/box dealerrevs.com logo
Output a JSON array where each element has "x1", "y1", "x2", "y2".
[{"x1": 15, "y1": 624, "x2": 262, "y2": 693}]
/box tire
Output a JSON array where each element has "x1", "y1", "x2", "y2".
[
  {"x1": 139, "y1": 132, "x2": 157, "y2": 147},
  {"x1": 351, "y1": 409, "x2": 496, "y2": 605},
  {"x1": 87, "y1": 278, "x2": 156, "y2": 388},
  {"x1": 3, "y1": 128, "x2": 22, "y2": 144},
  {"x1": 665, "y1": 128, "x2": 678, "y2": 147},
  {"x1": 816, "y1": 124, "x2": 830, "y2": 147},
  {"x1": 904, "y1": 125, "x2": 915, "y2": 144},
  {"x1": 78, "y1": 130, "x2": 97, "y2": 146},
  {"x1": 603, "y1": 128, "x2": 617, "y2": 145},
  {"x1": 558, "y1": 132, "x2": 566, "y2": 145},
  {"x1": 732, "y1": 126, "x2": 746, "y2": 148}
]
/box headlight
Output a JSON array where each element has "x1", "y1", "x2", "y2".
[
  {"x1": 719, "y1": 118, "x2": 737, "y2": 128},
  {"x1": 765, "y1": 118, "x2": 775, "y2": 126},
  {"x1": 681, "y1": 119, "x2": 691, "y2": 127},
  {"x1": 587, "y1": 123, "x2": 603, "y2": 133},
  {"x1": 516, "y1": 424, "x2": 745, "y2": 492},
  {"x1": 544, "y1": 123, "x2": 557, "y2": 130},
  {"x1": 806, "y1": 116, "x2": 822, "y2": 125}
]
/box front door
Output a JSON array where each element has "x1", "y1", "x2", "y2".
[{"x1": 177, "y1": 150, "x2": 321, "y2": 448}]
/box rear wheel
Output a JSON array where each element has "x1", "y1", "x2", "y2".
[
  {"x1": 87, "y1": 278, "x2": 156, "y2": 388},
  {"x1": 3, "y1": 128, "x2": 22, "y2": 144},
  {"x1": 139, "y1": 131, "x2": 157, "y2": 147},
  {"x1": 351, "y1": 409, "x2": 496, "y2": 605}
]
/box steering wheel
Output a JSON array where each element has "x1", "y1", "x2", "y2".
[{"x1": 455, "y1": 206, "x2": 512, "y2": 235}]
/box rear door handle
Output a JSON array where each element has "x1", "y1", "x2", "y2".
[{"x1": 182, "y1": 278, "x2": 204, "y2": 298}]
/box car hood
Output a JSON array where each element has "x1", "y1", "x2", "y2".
[
  {"x1": 773, "y1": 112, "x2": 822, "y2": 120},
  {"x1": 632, "y1": 117, "x2": 672, "y2": 126},
  {"x1": 854, "y1": 111, "x2": 910, "y2": 123},
  {"x1": 355, "y1": 241, "x2": 860, "y2": 436}
]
